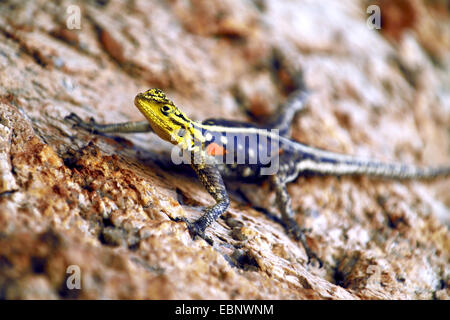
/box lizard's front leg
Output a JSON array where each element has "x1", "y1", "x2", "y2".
[
  {"x1": 176, "y1": 154, "x2": 230, "y2": 242},
  {"x1": 65, "y1": 113, "x2": 153, "y2": 134}
]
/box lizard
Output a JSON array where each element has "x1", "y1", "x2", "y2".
[{"x1": 65, "y1": 86, "x2": 450, "y2": 266}]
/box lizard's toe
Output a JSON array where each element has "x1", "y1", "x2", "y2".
[
  {"x1": 65, "y1": 112, "x2": 83, "y2": 124},
  {"x1": 284, "y1": 220, "x2": 323, "y2": 267},
  {"x1": 174, "y1": 217, "x2": 214, "y2": 245},
  {"x1": 65, "y1": 113, "x2": 98, "y2": 133}
]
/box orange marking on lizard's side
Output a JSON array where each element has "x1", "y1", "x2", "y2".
[{"x1": 206, "y1": 143, "x2": 227, "y2": 156}]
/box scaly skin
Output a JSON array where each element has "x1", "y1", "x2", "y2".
[{"x1": 66, "y1": 88, "x2": 450, "y2": 266}]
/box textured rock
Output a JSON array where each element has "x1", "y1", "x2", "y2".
[{"x1": 0, "y1": 0, "x2": 448, "y2": 299}]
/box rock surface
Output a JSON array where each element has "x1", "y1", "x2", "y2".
[{"x1": 0, "y1": 0, "x2": 449, "y2": 299}]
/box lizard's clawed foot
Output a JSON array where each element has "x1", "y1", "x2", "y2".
[
  {"x1": 65, "y1": 113, "x2": 99, "y2": 133},
  {"x1": 174, "y1": 217, "x2": 214, "y2": 245},
  {"x1": 285, "y1": 220, "x2": 323, "y2": 268},
  {"x1": 302, "y1": 245, "x2": 323, "y2": 268}
]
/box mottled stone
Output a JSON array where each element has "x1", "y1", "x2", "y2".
[{"x1": 0, "y1": 0, "x2": 448, "y2": 300}]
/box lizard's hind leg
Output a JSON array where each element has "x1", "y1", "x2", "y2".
[
  {"x1": 265, "y1": 88, "x2": 310, "y2": 137},
  {"x1": 270, "y1": 173, "x2": 323, "y2": 267}
]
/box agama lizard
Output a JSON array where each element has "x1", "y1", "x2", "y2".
[{"x1": 66, "y1": 87, "x2": 450, "y2": 266}]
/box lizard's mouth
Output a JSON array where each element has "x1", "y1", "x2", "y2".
[
  {"x1": 134, "y1": 94, "x2": 176, "y2": 142},
  {"x1": 134, "y1": 94, "x2": 158, "y2": 121},
  {"x1": 133, "y1": 93, "x2": 147, "y2": 111}
]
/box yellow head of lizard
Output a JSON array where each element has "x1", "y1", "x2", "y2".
[{"x1": 134, "y1": 89, "x2": 203, "y2": 149}]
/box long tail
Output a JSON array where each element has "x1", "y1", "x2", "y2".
[
  {"x1": 288, "y1": 140, "x2": 450, "y2": 180},
  {"x1": 297, "y1": 157, "x2": 450, "y2": 179}
]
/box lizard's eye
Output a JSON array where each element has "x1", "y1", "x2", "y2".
[{"x1": 160, "y1": 105, "x2": 172, "y2": 115}]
